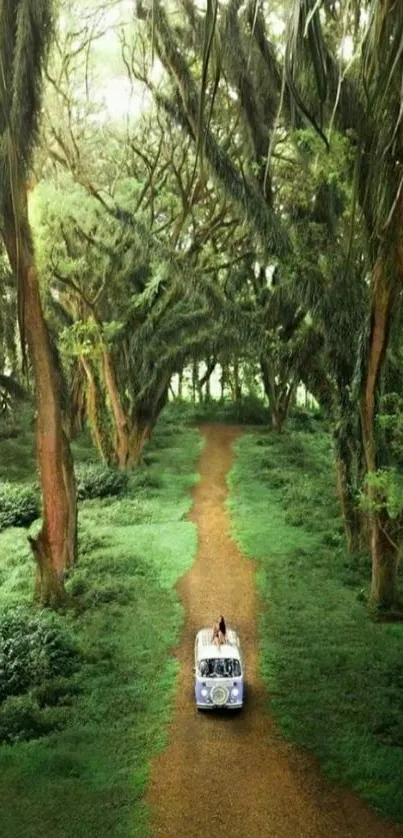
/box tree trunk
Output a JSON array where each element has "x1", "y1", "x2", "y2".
[
  {"x1": 177, "y1": 371, "x2": 183, "y2": 400},
  {"x1": 369, "y1": 514, "x2": 399, "y2": 609},
  {"x1": 4, "y1": 220, "x2": 77, "y2": 606},
  {"x1": 261, "y1": 357, "x2": 295, "y2": 433},
  {"x1": 100, "y1": 345, "x2": 131, "y2": 469},
  {"x1": 66, "y1": 363, "x2": 86, "y2": 439},
  {"x1": 360, "y1": 259, "x2": 400, "y2": 609},
  {"x1": 335, "y1": 455, "x2": 361, "y2": 554},
  {"x1": 271, "y1": 404, "x2": 286, "y2": 433},
  {"x1": 128, "y1": 423, "x2": 151, "y2": 467},
  {"x1": 198, "y1": 357, "x2": 216, "y2": 404},
  {"x1": 81, "y1": 356, "x2": 109, "y2": 462},
  {"x1": 220, "y1": 364, "x2": 227, "y2": 400},
  {"x1": 192, "y1": 360, "x2": 198, "y2": 403},
  {"x1": 233, "y1": 359, "x2": 242, "y2": 401}
]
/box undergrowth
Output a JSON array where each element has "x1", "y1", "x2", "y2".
[
  {"x1": 0, "y1": 418, "x2": 201, "y2": 838},
  {"x1": 228, "y1": 428, "x2": 403, "y2": 823}
]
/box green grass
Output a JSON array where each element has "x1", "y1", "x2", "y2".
[
  {"x1": 228, "y1": 428, "x2": 403, "y2": 823},
  {"x1": 0, "y1": 419, "x2": 202, "y2": 838}
]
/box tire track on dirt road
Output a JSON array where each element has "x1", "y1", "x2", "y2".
[{"x1": 147, "y1": 424, "x2": 401, "y2": 838}]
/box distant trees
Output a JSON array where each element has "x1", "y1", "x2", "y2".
[{"x1": 134, "y1": 0, "x2": 403, "y2": 610}]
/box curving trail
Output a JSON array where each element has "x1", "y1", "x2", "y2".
[{"x1": 147, "y1": 425, "x2": 401, "y2": 838}]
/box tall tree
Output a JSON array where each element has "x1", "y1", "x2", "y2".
[
  {"x1": 286, "y1": 0, "x2": 403, "y2": 608},
  {"x1": 0, "y1": 0, "x2": 77, "y2": 605}
]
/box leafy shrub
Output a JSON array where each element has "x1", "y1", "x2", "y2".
[
  {"x1": 77, "y1": 528, "x2": 107, "y2": 557},
  {"x1": 264, "y1": 468, "x2": 288, "y2": 489},
  {"x1": 288, "y1": 407, "x2": 322, "y2": 432},
  {"x1": 164, "y1": 396, "x2": 269, "y2": 426},
  {"x1": 130, "y1": 470, "x2": 163, "y2": 491},
  {"x1": 284, "y1": 510, "x2": 306, "y2": 527},
  {"x1": 0, "y1": 694, "x2": 52, "y2": 744},
  {"x1": 0, "y1": 425, "x2": 19, "y2": 440},
  {"x1": 226, "y1": 395, "x2": 268, "y2": 425},
  {"x1": 82, "y1": 583, "x2": 133, "y2": 607},
  {"x1": 68, "y1": 574, "x2": 90, "y2": 598},
  {"x1": 35, "y1": 676, "x2": 81, "y2": 708},
  {"x1": 0, "y1": 607, "x2": 80, "y2": 701},
  {"x1": 75, "y1": 462, "x2": 128, "y2": 500},
  {"x1": 0, "y1": 482, "x2": 39, "y2": 531}
]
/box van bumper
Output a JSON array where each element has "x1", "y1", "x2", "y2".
[{"x1": 196, "y1": 701, "x2": 243, "y2": 710}]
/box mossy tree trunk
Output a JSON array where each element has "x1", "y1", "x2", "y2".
[
  {"x1": 335, "y1": 454, "x2": 361, "y2": 555},
  {"x1": 65, "y1": 361, "x2": 86, "y2": 439},
  {"x1": 81, "y1": 356, "x2": 110, "y2": 462},
  {"x1": 261, "y1": 358, "x2": 296, "y2": 433},
  {"x1": 360, "y1": 259, "x2": 400, "y2": 610},
  {"x1": 100, "y1": 344, "x2": 132, "y2": 469},
  {"x1": 5, "y1": 210, "x2": 77, "y2": 606}
]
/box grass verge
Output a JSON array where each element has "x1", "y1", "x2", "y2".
[
  {"x1": 0, "y1": 419, "x2": 201, "y2": 838},
  {"x1": 228, "y1": 428, "x2": 403, "y2": 823}
]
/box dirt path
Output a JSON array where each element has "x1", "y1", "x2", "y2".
[{"x1": 147, "y1": 425, "x2": 401, "y2": 838}]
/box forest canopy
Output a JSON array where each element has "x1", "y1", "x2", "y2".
[{"x1": 0, "y1": 0, "x2": 403, "y2": 609}]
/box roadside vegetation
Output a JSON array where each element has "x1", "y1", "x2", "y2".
[
  {"x1": 229, "y1": 424, "x2": 403, "y2": 822},
  {"x1": 0, "y1": 414, "x2": 200, "y2": 838}
]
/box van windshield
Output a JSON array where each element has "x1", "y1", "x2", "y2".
[{"x1": 199, "y1": 658, "x2": 241, "y2": 678}]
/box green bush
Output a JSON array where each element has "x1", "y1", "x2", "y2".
[
  {"x1": 35, "y1": 676, "x2": 81, "y2": 708},
  {"x1": 130, "y1": 470, "x2": 163, "y2": 491},
  {"x1": 0, "y1": 607, "x2": 80, "y2": 701},
  {"x1": 288, "y1": 407, "x2": 322, "y2": 432},
  {"x1": 0, "y1": 425, "x2": 19, "y2": 440},
  {"x1": 0, "y1": 694, "x2": 52, "y2": 744},
  {"x1": 0, "y1": 483, "x2": 39, "y2": 531},
  {"x1": 75, "y1": 462, "x2": 128, "y2": 500},
  {"x1": 164, "y1": 396, "x2": 269, "y2": 426}
]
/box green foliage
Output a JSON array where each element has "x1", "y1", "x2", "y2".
[
  {"x1": 229, "y1": 428, "x2": 403, "y2": 822},
  {"x1": 359, "y1": 468, "x2": 403, "y2": 525},
  {"x1": 378, "y1": 392, "x2": 403, "y2": 467},
  {"x1": 34, "y1": 676, "x2": 81, "y2": 708},
  {"x1": 0, "y1": 695, "x2": 54, "y2": 744},
  {"x1": 0, "y1": 0, "x2": 53, "y2": 222},
  {"x1": 75, "y1": 462, "x2": 128, "y2": 500},
  {"x1": 164, "y1": 396, "x2": 269, "y2": 426},
  {"x1": 0, "y1": 409, "x2": 36, "y2": 484},
  {"x1": 0, "y1": 607, "x2": 79, "y2": 702},
  {"x1": 0, "y1": 423, "x2": 201, "y2": 837},
  {"x1": 0, "y1": 483, "x2": 39, "y2": 530},
  {"x1": 288, "y1": 406, "x2": 323, "y2": 432}
]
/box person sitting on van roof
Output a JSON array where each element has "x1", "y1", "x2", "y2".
[
  {"x1": 212, "y1": 615, "x2": 227, "y2": 646},
  {"x1": 218, "y1": 615, "x2": 226, "y2": 641}
]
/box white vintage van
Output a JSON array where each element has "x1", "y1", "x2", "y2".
[{"x1": 194, "y1": 627, "x2": 244, "y2": 710}]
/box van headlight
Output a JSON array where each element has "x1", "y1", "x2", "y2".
[
  {"x1": 231, "y1": 687, "x2": 239, "y2": 698},
  {"x1": 201, "y1": 688, "x2": 208, "y2": 698}
]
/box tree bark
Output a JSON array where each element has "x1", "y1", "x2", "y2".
[
  {"x1": 81, "y1": 356, "x2": 109, "y2": 462},
  {"x1": 177, "y1": 371, "x2": 183, "y2": 400},
  {"x1": 66, "y1": 363, "x2": 86, "y2": 439},
  {"x1": 220, "y1": 364, "x2": 227, "y2": 400},
  {"x1": 369, "y1": 516, "x2": 399, "y2": 609},
  {"x1": 261, "y1": 357, "x2": 295, "y2": 432},
  {"x1": 198, "y1": 357, "x2": 216, "y2": 403},
  {"x1": 360, "y1": 259, "x2": 400, "y2": 609},
  {"x1": 4, "y1": 218, "x2": 77, "y2": 606},
  {"x1": 128, "y1": 423, "x2": 151, "y2": 467},
  {"x1": 233, "y1": 359, "x2": 242, "y2": 401},
  {"x1": 192, "y1": 360, "x2": 198, "y2": 403},
  {"x1": 335, "y1": 454, "x2": 361, "y2": 554},
  {"x1": 100, "y1": 345, "x2": 131, "y2": 469}
]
